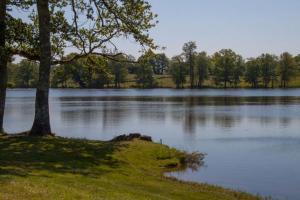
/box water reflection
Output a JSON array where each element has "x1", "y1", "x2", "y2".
[
  {"x1": 5, "y1": 93, "x2": 300, "y2": 138},
  {"x1": 4, "y1": 89, "x2": 300, "y2": 200},
  {"x1": 47, "y1": 95, "x2": 300, "y2": 138},
  {"x1": 279, "y1": 117, "x2": 291, "y2": 128}
]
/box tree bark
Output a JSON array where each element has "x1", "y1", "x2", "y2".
[
  {"x1": 30, "y1": 0, "x2": 52, "y2": 136},
  {"x1": 0, "y1": 0, "x2": 7, "y2": 133}
]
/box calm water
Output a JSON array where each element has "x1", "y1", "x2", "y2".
[{"x1": 4, "y1": 89, "x2": 300, "y2": 199}]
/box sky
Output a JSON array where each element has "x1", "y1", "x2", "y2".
[
  {"x1": 120, "y1": 0, "x2": 300, "y2": 58},
  {"x1": 11, "y1": 0, "x2": 300, "y2": 59}
]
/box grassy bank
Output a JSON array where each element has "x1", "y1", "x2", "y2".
[
  {"x1": 101, "y1": 74, "x2": 300, "y2": 89},
  {"x1": 0, "y1": 135, "x2": 261, "y2": 200},
  {"x1": 8, "y1": 73, "x2": 300, "y2": 89}
]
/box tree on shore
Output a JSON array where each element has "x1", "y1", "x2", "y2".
[
  {"x1": 195, "y1": 52, "x2": 210, "y2": 88},
  {"x1": 169, "y1": 55, "x2": 186, "y2": 88},
  {"x1": 51, "y1": 63, "x2": 74, "y2": 88},
  {"x1": 109, "y1": 56, "x2": 129, "y2": 88},
  {"x1": 15, "y1": 60, "x2": 39, "y2": 88},
  {"x1": 126, "y1": 55, "x2": 138, "y2": 74},
  {"x1": 0, "y1": 0, "x2": 41, "y2": 133},
  {"x1": 232, "y1": 56, "x2": 245, "y2": 88},
  {"x1": 259, "y1": 54, "x2": 278, "y2": 88},
  {"x1": 279, "y1": 52, "x2": 297, "y2": 88},
  {"x1": 245, "y1": 58, "x2": 261, "y2": 88},
  {"x1": 0, "y1": 0, "x2": 72, "y2": 134},
  {"x1": 295, "y1": 55, "x2": 300, "y2": 76},
  {"x1": 212, "y1": 49, "x2": 242, "y2": 88},
  {"x1": 0, "y1": 0, "x2": 7, "y2": 133},
  {"x1": 136, "y1": 51, "x2": 156, "y2": 88},
  {"x1": 183, "y1": 41, "x2": 197, "y2": 88},
  {"x1": 150, "y1": 53, "x2": 169, "y2": 75},
  {"x1": 52, "y1": 55, "x2": 122, "y2": 88},
  {"x1": 295, "y1": 55, "x2": 300, "y2": 67},
  {"x1": 29, "y1": 0, "x2": 53, "y2": 135},
  {"x1": 3, "y1": 0, "x2": 157, "y2": 136}
]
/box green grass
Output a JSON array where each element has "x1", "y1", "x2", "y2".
[
  {"x1": 289, "y1": 75, "x2": 300, "y2": 88},
  {"x1": 0, "y1": 135, "x2": 262, "y2": 200},
  {"x1": 122, "y1": 74, "x2": 300, "y2": 89}
]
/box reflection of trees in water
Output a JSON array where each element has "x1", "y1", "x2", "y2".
[
  {"x1": 57, "y1": 95, "x2": 297, "y2": 136},
  {"x1": 4, "y1": 97, "x2": 35, "y2": 131},
  {"x1": 170, "y1": 97, "x2": 243, "y2": 134},
  {"x1": 169, "y1": 100, "x2": 240, "y2": 134},
  {"x1": 259, "y1": 116, "x2": 274, "y2": 126},
  {"x1": 279, "y1": 117, "x2": 291, "y2": 128},
  {"x1": 213, "y1": 115, "x2": 237, "y2": 128},
  {"x1": 247, "y1": 104, "x2": 291, "y2": 126},
  {"x1": 101, "y1": 101, "x2": 128, "y2": 130},
  {"x1": 184, "y1": 110, "x2": 196, "y2": 134},
  {"x1": 159, "y1": 96, "x2": 300, "y2": 106},
  {"x1": 5, "y1": 98, "x2": 35, "y2": 118},
  {"x1": 179, "y1": 96, "x2": 298, "y2": 130},
  {"x1": 137, "y1": 101, "x2": 167, "y2": 122},
  {"x1": 58, "y1": 97, "x2": 99, "y2": 126},
  {"x1": 246, "y1": 115, "x2": 293, "y2": 128},
  {"x1": 60, "y1": 107, "x2": 100, "y2": 125},
  {"x1": 58, "y1": 97, "x2": 128, "y2": 129},
  {"x1": 183, "y1": 97, "x2": 197, "y2": 134},
  {"x1": 169, "y1": 99, "x2": 198, "y2": 134},
  {"x1": 257, "y1": 116, "x2": 292, "y2": 127}
]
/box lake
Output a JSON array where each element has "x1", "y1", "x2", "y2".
[{"x1": 4, "y1": 88, "x2": 300, "y2": 200}]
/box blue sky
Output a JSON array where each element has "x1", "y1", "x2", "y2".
[
  {"x1": 11, "y1": 0, "x2": 300, "y2": 59},
  {"x1": 136, "y1": 0, "x2": 300, "y2": 58}
]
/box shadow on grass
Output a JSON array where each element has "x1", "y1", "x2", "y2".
[{"x1": 0, "y1": 135, "x2": 125, "y2": 179}]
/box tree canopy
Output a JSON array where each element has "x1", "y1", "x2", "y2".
[{"x1": 1, "y1": 0, "x2": 158, "y2": 135}]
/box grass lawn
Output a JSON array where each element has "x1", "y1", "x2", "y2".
[
  {"x1": 122, "y1": 74, "x2": 300, "y2": 89},
  {"x1": 0, "y1": 135, "x2": 262, "y2": 200}
]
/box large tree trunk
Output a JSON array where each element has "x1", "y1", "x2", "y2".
[
  {"x1": 0, "y1": 0, "x2": 7, "y2": 133},
  {"x1": 30, "y1": 0, "x2": 52, "y2": 136}
]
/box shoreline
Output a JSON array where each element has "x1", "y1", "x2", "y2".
[
  {"x1": 0, "y1": 134, "x2": 264, "y2": 200},
  {"x1": 6, "y1": 86, "x2": 300, "y2": 89}
]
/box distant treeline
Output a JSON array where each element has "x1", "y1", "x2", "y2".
[{"x1": 8, "y1": 42, "x2": 300, "y2": 89}]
